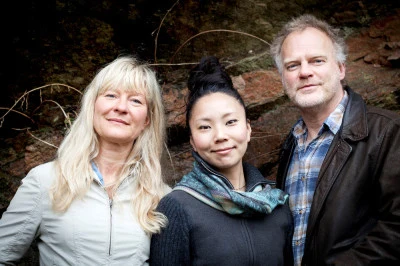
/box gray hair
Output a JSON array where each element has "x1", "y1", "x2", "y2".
[{"x1": 270, "y1": 14, "x2": 347, "y2": 73}]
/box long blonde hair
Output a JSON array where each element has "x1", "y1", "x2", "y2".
[{"x1": 50, "y1": 55, "x2": 169, "y2": 234}]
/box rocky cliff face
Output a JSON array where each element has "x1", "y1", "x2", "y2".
[{"x1": 1, "y1": 1, "x2": 399, "y2": 210}]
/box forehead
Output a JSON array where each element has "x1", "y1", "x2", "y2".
[
  {"x1": 191, "y1": 92, "x2": 244, "y2": 118},
  {"x1": 99, "y1": 82, "x2": 148, "y2": 97},
  {"x1": 281, "y1": 27, "x2": 334, "y2": 58}
]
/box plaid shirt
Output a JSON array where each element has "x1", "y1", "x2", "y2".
[{"x1": 285, "y1": 91, "x2": 348, "y2": 266}]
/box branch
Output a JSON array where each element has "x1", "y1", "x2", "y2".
[
  {"x1": 170, "y1": 29, "x2": 271, "y2": 63},
  {"x1": 153, "y1": 0, "x2": 181, "y2": 63},
  {"x1": 0, "y1": 108, "x2": 34, "y2": 128},
  {"x1": 0, "y1": 83, "x2": 81, "y2": 123}
]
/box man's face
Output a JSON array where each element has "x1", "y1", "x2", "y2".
[{"x1": 280, "y1": 27, "x2": 345, "y2": 111}]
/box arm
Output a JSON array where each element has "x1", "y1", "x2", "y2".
[
  {"x1": 150, "y1": 195, "x2": 191, "y2": 266},
  {"x1": 0, "y1": 167, "x2": 43, "y2": 265},
  {"x1": 332, "y1": 118, "x2": 400, "y2": 265}
]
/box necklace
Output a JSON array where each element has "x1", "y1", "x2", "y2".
[{"x1": 234, "y1": 182, "x2": 246, "y2": 191}]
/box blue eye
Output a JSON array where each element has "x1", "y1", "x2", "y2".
[
  {"x1": 105, "y1": 93, "x2": 116, "y2": 98},
  {"x1": 131, "y1": 98, "x2": 142, "y2": 104},
  {"x1": 286, "y1": 64, "x2": 298, "y2": 70},
  {"x1": 313, "y1": 59, "x2": 325, "y2": 65},
  {"x1": 129, "y1": 94, "x2": 146, "y2": 105}
]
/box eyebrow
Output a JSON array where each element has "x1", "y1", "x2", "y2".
[
  {"x1": 284, "y1": 55, "x2": 327, "y2": 64},
  {"x1": 194, "y1": 111, "x2": 239, "y2": 121}
]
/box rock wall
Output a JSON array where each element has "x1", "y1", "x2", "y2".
[{"x1": 1, "y1": 1, "x2": 400, "y2": 211}]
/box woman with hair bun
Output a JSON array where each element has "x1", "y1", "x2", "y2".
[{"x1": 150, "y1": 56, "x2": 293, "y2": 266}]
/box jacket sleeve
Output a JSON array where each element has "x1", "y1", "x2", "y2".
[
  {"x1": 150, "y1": 195, "x2": 191, "y2": 266},
  {"x1": 0, "y1": 167, "x2": 43, "y2": 265},
  {"x1": 331, "y1": 118, "x2": 400, "y2": 265}
]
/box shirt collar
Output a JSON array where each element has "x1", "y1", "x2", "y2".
[
  {"x1": 324, "y1": 90, "x2": 348, "y2": 134},
  {"x1": 292, "y1": 90, "x2": 349, "y2": 138},
  {"x1": 91, "y1": 161, "x2": 104, "y2": 185}
]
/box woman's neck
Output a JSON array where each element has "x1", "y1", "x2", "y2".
[
  {"x1": 94, "y1": 143, "x2": 131, "y2": 189},
  {"x1": 218, "y1": 163, "x2": 246, "y2": 191}
]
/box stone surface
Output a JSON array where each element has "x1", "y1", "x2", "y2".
[
  {"x1": 1, "y1": 3, "x2": 399, "y2": 264},
  {"x1": 1, "y1": 1, "x2": 400, "y2": 210}
]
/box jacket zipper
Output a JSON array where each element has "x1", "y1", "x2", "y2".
[
  {"x1": 93, "y1": 169, "x2": 129, "y2": 259},
  {"x1": 109, "y1": 199, "x2": 113, "y2": 256},
  {"x1": 106, "y1": 178, "x2": 128, "y2": 257},
  {"x1": 241, "y1": 219, "x2": 255, "y2": 265}
]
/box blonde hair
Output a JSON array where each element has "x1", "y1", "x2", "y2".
[{"x1": 50, "y1": 55, "x2": 169, "y2": 234}]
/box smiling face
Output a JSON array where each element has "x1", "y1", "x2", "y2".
[
  {"x1": 93, "y1": 89, "x2": 149, "y2": 147},
  {"x1": 281, "y1": 27, "x2": 345, "y2": 111},
  {"x1": 189, "y1": 92, "x2": 251, "y2": 176}
]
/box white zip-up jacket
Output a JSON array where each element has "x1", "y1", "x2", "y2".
[{"x1": 0, "y1": 161, "x2": 150, "y2": 265}]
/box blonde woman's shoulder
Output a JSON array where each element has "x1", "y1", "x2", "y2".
[{"x1": 24, "y1": 161, "x2": 57, "y2": 189}]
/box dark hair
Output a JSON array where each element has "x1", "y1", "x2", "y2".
[{"x1": 185, "y1": 56, "x2": 247, "y2": 131}]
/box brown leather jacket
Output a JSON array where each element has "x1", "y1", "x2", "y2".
[{"x1": 276, "y1": 86, "x2": 400, "y2": 265}]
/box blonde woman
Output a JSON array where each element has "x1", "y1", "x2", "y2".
[{"x1": 0, "y1": 55, "x2": 170, "y2": 265}]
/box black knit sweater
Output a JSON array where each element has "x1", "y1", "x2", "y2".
[{"x1": 150, "y1": 160, "x2": 294, "y2": 266}]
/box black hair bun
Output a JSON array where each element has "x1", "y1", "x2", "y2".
[
  {"x1": 187, "y1": 56, "x2": 233, "y2": 94},
  {"x1": 197, "y1": 56, "x2": 220, "y2": 75},
  {"x1": 184, "y1": 56, "x2": 247, "y2": 129}
]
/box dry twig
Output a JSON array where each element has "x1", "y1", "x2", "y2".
[
  {"x1": 170, "y1": 29, "x2": 271, "y2": 63},
  {"x1": 153, "y1": 0, "x2": 181, "y2": 63}
]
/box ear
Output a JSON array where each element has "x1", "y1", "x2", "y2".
[
  {"x1": 246, "y1": 119, "x2": 252, "y2": 142},
  {"x1": 190, "y1": 136, "x2": 197, "y2": 152},
  {"x1": 338, "y1": 62, "x2": 346, "y2": 81},
  {"x1": 144, "y1": 113, "x2": 150, "y2": 127}
]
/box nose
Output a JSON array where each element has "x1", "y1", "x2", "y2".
[
  {"x1": 114, "y1": 98, "x2": 128, "y2": 112},
  {"x1": 299, "y1": 63, "x2": 313, "y2": 78},
  {"x1": 214, "y1": 125, "x2": 228, "y2": 143}
]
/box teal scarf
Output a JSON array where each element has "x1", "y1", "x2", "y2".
[{"x1": 174, "y1": 159, "x2": 288, "y2": 217}]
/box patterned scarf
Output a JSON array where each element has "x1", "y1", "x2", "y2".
[{"x1": 174, "y1": 155, "x2": 288, "y2": 217}]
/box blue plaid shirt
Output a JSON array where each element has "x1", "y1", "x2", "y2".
[{"x1": 285, "y1": 91, "x2": 348, "y2": 266}]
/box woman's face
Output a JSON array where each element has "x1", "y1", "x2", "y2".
[
  {"x1": 93, "y1": 88, "x2": 149, "y2": 147},
  {"x1": 189, "y1": 92, "x2": 251, "y2": 175}
]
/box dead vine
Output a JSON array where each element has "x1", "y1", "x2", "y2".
[
  {"x1": 0, "y1": 83, "x2": 81, "y2": 147},
  {"x1": 169, "y1": 29, "x2": 271, "y2": 63},
  {"x1": 0, "y1": 108, "x2": 34, "y2": 125},
  {"x1": 150, "y1": 0, "x2": 271, "y2": 70},
  {"x1": 152, "y1": 0, "x2": 181, "y2": 63},
  {"x1": 27, "y1": 129, "x2": 59, "y2": 149},
  {"x1": 0, "y1": 83, "x2": 81, "y2": 124}
]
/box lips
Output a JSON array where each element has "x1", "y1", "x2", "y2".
[
  {"x1": 213, "y1": 147, "x2": 234, "y2": 153},
  {"x1": 299, "y1": 84, "x2": 315, "y2": 90},
  {"x1": 107, "y1": 118, "x2": 129, "y2": 125}
]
